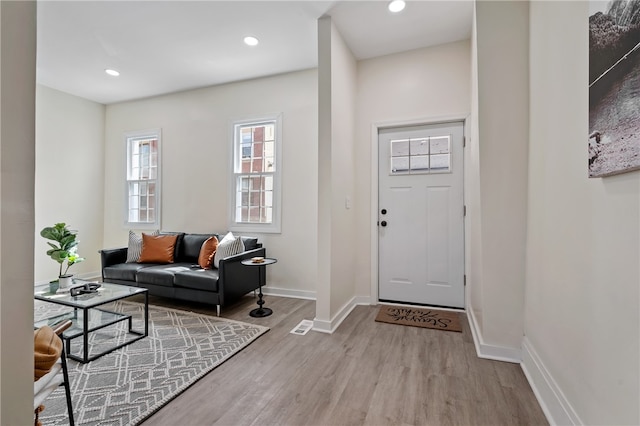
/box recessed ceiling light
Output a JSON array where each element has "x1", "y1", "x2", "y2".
[
  {"x1": 388, "y1": 0, "x2": 406, "y2": 13},
  {"x1": 243, "y1": 36, "x2": 259, "y2": 46},
  {"x1": 105, "y1": 69, "x2": 120, "y2": 77}
]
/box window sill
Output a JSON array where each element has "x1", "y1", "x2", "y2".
[
  {"x1": 229, "y1": 223, "x2": 281, "y2": 234},
  {"x1": 124, "y1": 222, "x2": 161, "y2": 230}
]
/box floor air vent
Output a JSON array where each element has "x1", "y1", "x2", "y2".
[{"x1": 290, "y1": 319, "x2": 313, "y2": 335}]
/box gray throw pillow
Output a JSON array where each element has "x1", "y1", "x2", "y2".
[{"x1": 126, "y1": 229, "x2": 159, "y2": 263}]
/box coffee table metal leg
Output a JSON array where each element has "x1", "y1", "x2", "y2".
[
  {"x1": 144, "y1": 291, "x2": 149, "y2": 336},
  {"x1": 83, "y1": 307, "x2": 89, "y2": 363}
]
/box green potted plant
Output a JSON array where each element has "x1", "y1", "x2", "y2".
[{"x1": 40, "y1": 222, "x2": 85, "y2": 291}]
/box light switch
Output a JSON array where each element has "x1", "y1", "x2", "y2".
[{"x1": 345, "y1": 196, "x2": 351, "y2": 209}]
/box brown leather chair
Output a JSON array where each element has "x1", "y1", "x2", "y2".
[{"x1": 34, "y1": 320, "x2": 74, "y2": 426}]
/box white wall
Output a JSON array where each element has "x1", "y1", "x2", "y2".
[
  {"x1": 525, "y1": 2, "x2": 639, "y2": 424},
  {"x1": 316, "y1": 17, "x2": 358, "y2": 329},
  {"x1": 35, "y1": 85, "x2": 105, "y2": 283},
  {"x1": 354, "y1": 40, "x2": 472, "y2": 299},
  {"x1": 317, "y1": 17, "x2": 332, "y2": 321},
  {"x1": 328, "y1": 21, "x2": 357, "y2": 318},
  {"x1": 104, "y1": 70, "x2": 318, "y2": 295},
  {"x1": 0, "y1": 1, "x2": 36, "y2": 424},
  {"x1": 468, "y1": 1, "x2": 529, "y2": 357}
]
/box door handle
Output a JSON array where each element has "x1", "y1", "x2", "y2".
[{"x1": 380, "y1": 221, "x2": 387, "y2": 227}]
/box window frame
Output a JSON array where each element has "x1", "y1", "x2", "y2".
[
  {"x1": 124, "y1": 129, "x2": 162, "y2": 229},
  {"x1": 228, "y1": 114, "x2": 282, "y2": 234}
]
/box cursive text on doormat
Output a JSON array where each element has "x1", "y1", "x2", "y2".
[{"x1": 375, "y1": 306, "x2": 462, "y2": 332}]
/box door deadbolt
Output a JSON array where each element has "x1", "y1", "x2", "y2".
[{"x1": 381, "y1": 209, "x2": 387, "y2": 215}]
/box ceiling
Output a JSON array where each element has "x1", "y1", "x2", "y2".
[{"x1": 37, "y1": 1, "x2": 473, "y2": 105}]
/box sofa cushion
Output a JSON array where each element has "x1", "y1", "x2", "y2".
[
  {"x1": 138, "y1": 234, "x2": 178, "y2": 263},
  {"x1": 126, "y1": 230, "x2": 159, "y2": 263},
  {"x1": 180, "y1": 234, "x2": 217, "y2": 263},
  {"x1": 136, "y1": 264, "x2": 191, "y2": 287},
  {"x1": 198, "y1": 236, "x2": 219, "y2": 269},
  {"x1": 213, "y1": 232, "x2": 245, "y2": 268},
  {"x1": 104, "y1": 263, "x2": 155, "y2": 282},
  {"x1": 241, "y1": 237, "x2": 259, "y2": 251},
  {"x1": 174, "y1": 269, "x2": 219, "y2": 292}
]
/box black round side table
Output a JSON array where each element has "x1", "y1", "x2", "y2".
[{"x1": 241, "y1": 258, "x2": 277, "y2": 317}]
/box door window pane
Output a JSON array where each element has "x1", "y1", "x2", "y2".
[
  {"x1": 410, "y1": 139, "x2": 429, "y2": 155},
  {"x1": 410, "y1": 155, "x2": 430, "y2": 172},
  {"x1": 430, "y1": 154, "x2": 451, "y2": 172},
  {"x1": 391, "y1": 139, "x2": 410, "y2": 156},
  {"x1": 391, "y1": 157, "x2": 410, "y2": 174},
  {"x1": 430, "y1": 136, "x2": 450, "y2": 154}
]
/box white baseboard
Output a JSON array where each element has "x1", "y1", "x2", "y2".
[
  {"x1": 353, "y1": 295, "x2": 373, "y2": 305},
  {"x1": 466, "y1": 306, "x2": 522, "y2": 363},
  {"x1": 312, "y1": 318, "x2": 333, "y2": 334},
  {"x1": 34, "y1": 271, "x2": 101, "y2": 287},
  {"x1": 261, "y1": 286, "x2": 316, "y2": 300},
  {"x1": 521, "y1": 337, "x2": 582, "y2": 426},
  {"x1": 312, "y1": 295, "x2": 370, "y2": 334}
]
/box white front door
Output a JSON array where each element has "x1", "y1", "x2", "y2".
[{"x1": 378, "y1": 122, "x2": 464, "y2": 308}]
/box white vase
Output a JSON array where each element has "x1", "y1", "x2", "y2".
[{"x1": 58, "y1": 275, "x2": 73, "y2": 292}]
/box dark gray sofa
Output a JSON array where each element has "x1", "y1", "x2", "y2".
[{"x1": 100, "y1": 232, "x2": 265, "y2": 315}]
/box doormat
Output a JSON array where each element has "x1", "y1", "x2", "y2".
[{"x1": 375, "y1": 305, "x2": 462, "y2": 332}]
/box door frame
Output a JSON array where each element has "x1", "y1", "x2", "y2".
[{"x1": 369, "y1": 114, "x2": 469, "y2": 305}]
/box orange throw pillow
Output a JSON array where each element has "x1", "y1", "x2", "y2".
[
  {"x1": 138, "y1": 233, "x2": 178, "y2": 264},
  {"x1": 198, "y1": 236, "x2": 219, "y2": 269}
]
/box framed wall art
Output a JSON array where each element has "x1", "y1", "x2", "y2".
[{"x1": 588, "y1": 0, "x2": 640, "y2": 177}]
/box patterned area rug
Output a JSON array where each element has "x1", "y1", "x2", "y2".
[
  {"x1": 34, "y1": 300, "x2": 269, "y2": 425},
  {"x1": 375, "y1": 305, "x2": 462, "y2": 332}
]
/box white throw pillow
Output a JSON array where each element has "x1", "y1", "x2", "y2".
[
  {"x1": 126, "y1": 229, "x2": 159, "y2": 263},
  {"x1": 213, "y1": 232, "x2": 245, "y2": 269}
]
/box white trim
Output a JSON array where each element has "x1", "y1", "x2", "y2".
[
  {"x1": 312, "y1": 296, "x2": 369, "y2": 334},
  {"x1": 353, "y1": 295, "x2": 373, "y2": 305},
  {"x1": 261, "y1": 286, "x2": 316, "y2": 300},
  {"x1": 466, "y1": 306, "x2": 522, "y2": 363},
  {"x1": 34, "y1": 271, "x2": 102, "y2": 287},
  {"x1": 521, "y1": 337, "x2": 583, "y2": 426},
  {"x1": 370, "y1": 122, "x2": 380, "y2": 303},
  {"x1": 370, "y1": 114, "x2": 469, "y2": 306},
  {"x1": 380, "y1": 301, "x2": 464, "y2": 313},
  {"x1": 228, "y1": 113, "x2": 283, "y2": 234},
  {"x1": 259, "y1": 288, "x2": 372, "y2": 306},
  {"x1": 312, "y1": 318, "x2": 333, "y2": 334}
]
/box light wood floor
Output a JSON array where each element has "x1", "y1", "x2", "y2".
[{"x1": 136, "y1": 294, "x2": 548, "y2": 426}]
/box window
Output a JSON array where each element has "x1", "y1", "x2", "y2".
[
  {"x1": 125, "y1": 130, "x2": 161, "y2": 228},
  {"x1": 230, "y1": 115, "x2": 282, "y2": 233},
  {"x1": 390, "y1": 135, "x2": 451, "y2": 175}
]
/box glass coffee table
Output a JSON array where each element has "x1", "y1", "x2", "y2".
[{"x1": 34, "y1": 280, "x2": 148, "y2": 363}]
